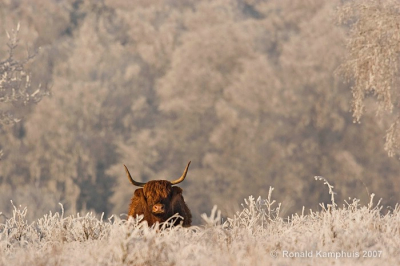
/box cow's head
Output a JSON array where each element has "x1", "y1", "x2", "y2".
[{"x1": 124, "y1": 161, "x2": 191, "y2": 225}]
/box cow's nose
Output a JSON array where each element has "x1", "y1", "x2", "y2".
[{"x1": 152, "y1": 204, "x2": 165, "y2": 213}]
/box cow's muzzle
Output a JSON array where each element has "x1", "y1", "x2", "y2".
[{"x1": 152, "y1": 204, "x2": 165, "y2": 214}]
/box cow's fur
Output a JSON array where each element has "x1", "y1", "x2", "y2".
[{"x1": 128, "y1": 180, "x2": 192, "y2": 227}]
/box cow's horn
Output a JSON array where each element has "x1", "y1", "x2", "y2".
[
  {"x1": 171, "y1": 161, "x2": 191, "y2": 185},
  {"x1": 124, "y1": 165, "x2": 146, "y2": 187}
]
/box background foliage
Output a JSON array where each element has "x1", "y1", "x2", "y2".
[{"x1": 0, "y1": 0, "x2": 399, "y2": 224}]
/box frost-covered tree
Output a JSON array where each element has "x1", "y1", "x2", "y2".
[
  {"x1": 1, "y1": 0, "x2": 400, "y2": 223},
  {"x1": 338, "y1": 0, "x2": 400, "y2": 157}
]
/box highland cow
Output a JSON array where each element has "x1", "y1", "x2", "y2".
[{"x1": 124, "y1": 161, "x2": 192, "y2": 227}]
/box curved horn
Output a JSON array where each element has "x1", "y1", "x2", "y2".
[
  {"x1": 171, "y1": 161, "x2": 191, "y2": 185},
  {"x1": 124, "y1": 165, "x2": 146, "y2": 187}
]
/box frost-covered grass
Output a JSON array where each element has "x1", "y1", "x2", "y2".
[{"x1": 1, "y1": 183, "x2": 399, "y2": 266}]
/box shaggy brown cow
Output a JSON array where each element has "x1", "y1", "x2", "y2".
[{"x1": 124, "y1": 161, "x2": 192, "y2": 227}]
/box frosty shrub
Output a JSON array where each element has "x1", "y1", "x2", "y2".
[
  {"x1": 223, "y1": 187, "x2": 282, "y2": 236},
  {"x1": 0, "y1": 24, "x2": 49, "y2": 126},
  {"x1": 1, "y1": 182, "x2": 399, "y2": 266}
]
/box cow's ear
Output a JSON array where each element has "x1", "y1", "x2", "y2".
[
  {"x1": 171, "y1": 186, "x2": 183, "y2": 196},
  {"x1": 134, "y1": 188, "x2": 145, "y2": 198}
]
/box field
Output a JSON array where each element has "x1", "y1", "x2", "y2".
[
  {"x1": 1, "y1": 1, "x2": 400, "y2": 265},
  {"x1": 1, "y1": 180, "x2": 399, "y2": 266}
]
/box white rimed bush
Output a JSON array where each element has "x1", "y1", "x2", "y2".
[{"x1": 1, "y1": 181, "x2": 399, "y2": 265}]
